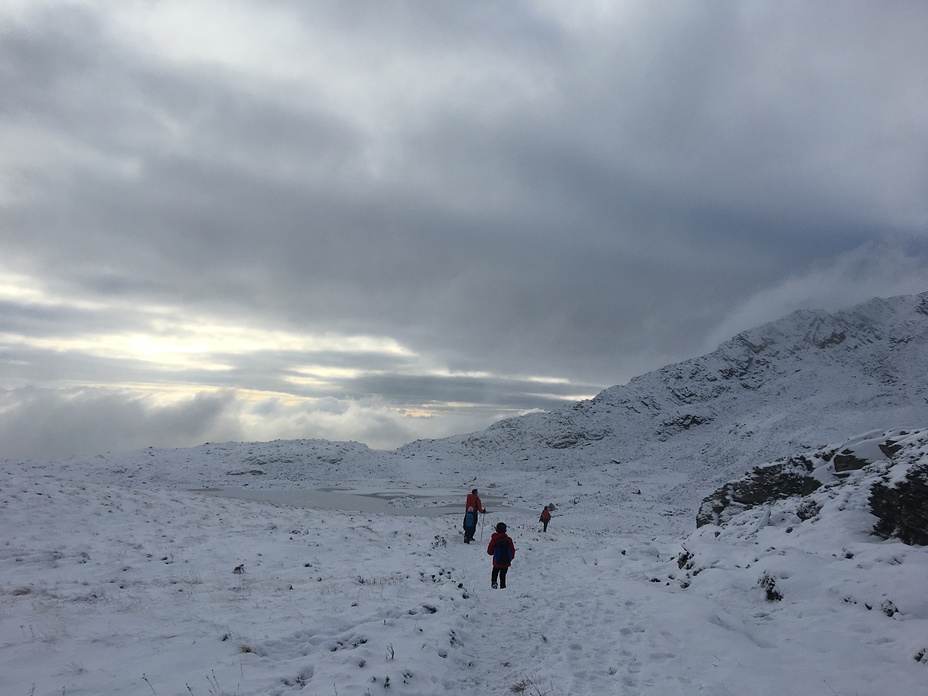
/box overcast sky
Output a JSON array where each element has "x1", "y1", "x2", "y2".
[{"x1": 1, "y1": 1, "x2": 927, "y2": 459}]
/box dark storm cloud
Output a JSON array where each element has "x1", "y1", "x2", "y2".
[{"x1": 1, "y1": 1, "x2": 927, "y2": 458}]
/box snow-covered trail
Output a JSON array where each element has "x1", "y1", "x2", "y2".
[
  {"x1": 431, "y1": 514, "x2": 911, "y2": 696},
  {"x1": 430, "y1": 517, "x2": 700, "y2": 695}
]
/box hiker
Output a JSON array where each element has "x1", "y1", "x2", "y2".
[
  {"x1": 539, "y1": 505, "x2": 551, "y2": 533},
  {"x1": 463, "y1": 506, "x2": 477, "y2": 543},
  {"x1": 465, "y1": 489, "x2": 487, "y2": 524},
  {"x1": 487, "y1": 522, "x2": 515, "y2": 589}
]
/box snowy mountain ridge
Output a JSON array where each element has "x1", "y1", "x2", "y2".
[
  {"x1": 476, "y1": 289, "x2": 927, "y2": 449},
  {"x1": 368, "y1": 291, "x2": 926, "y2": 530}
]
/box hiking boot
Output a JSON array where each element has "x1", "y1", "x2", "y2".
[{"x1": 491, "y1": 582, "x2": 498, "y2": 589}]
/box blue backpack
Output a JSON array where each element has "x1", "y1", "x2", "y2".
[
  {"x1": 464, "y1": 511, "x2": 476, "y2": 528},
  {"x1": 493, "y1": 536, "x2": 512, "y2": 564}
]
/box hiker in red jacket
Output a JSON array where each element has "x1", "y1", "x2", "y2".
[
  {"x1": 465, "y1": 489, "x2": 487, "y2": 524},
  {"x1": 487, "y1": 522, "x2": 515, "y2": 589},
  {"x1": 539, "y1": 505, "x2": 551, "y2": 533}
]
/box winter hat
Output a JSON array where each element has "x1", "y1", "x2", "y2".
[{"x1": 496, "y1": 522, "x2": 507, "y2": 533}]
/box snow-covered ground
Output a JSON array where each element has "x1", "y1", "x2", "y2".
[
  {"x1": 3, "y1": 434, "x2": 926, "y2": 696},
  {"x1": 5, "y1": 294, "x2": 928, "y2": 694}
]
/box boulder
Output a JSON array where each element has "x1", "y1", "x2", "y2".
[
  {"x1": 696, "y1": 456, "x2": 822, "y2": 527},
  {"x1": 870, "y1": 463, "x2": 928, "y2": 546}
]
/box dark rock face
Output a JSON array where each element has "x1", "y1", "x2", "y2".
[
  {"x1": 833, "y1": 450, "x2": 871, "y2": 474},
  {"x1": 544, "y1": 429, "x2": 606, "y2": 449},
  {"x1": 698, "y1": 428, "x2": 928, "y2": 547},
  {"x1": 870, "y1": 463, "x2": 928, "y2": 546},
  {"x1": 658, "y1": 413, "x2": 712, "y2": 440},
  {"x1": 696, "y1": 456, "x2": 822, "y2": 527}
]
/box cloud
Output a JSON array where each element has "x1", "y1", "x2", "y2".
[
  {"x1": 1, "y1": 1, "x2": 927, "y2": 458},
  {"x1": 704, "y1": 243, "x2": 928, "y2": 351},
  {"x1": 0, "y1": 386, "x2": 510, "y2": 459},
  {"x1": 235, "y1": 394, "x2": 499, "y2": 450},
  {"x1": 0, "y1": 387, "x2": 241, "y2": 459}
]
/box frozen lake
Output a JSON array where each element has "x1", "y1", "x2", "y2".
[{"x1": 196, "y1": 486, "x2": 532, "y2": 517}]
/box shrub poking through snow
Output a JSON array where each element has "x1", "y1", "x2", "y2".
[
  {"x1": 510, "y1": 675, "x2": 550, "y2": 695},
  {"x1": 758, "y1": 572, "x2": 783, "y2": 601}
]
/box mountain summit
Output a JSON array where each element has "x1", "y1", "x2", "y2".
[{"x1": 396, "y1": 291, "x2": 928, "y2": 529}]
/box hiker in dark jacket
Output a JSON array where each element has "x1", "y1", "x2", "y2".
[
  {"x1": 487, "y1": 522, "x2": 515, "y2": 589},
  {"x1": 463, "y1": 507, "x2": 477, "y2": 543},
  {"x1": 539, "y1": 505, "x2": 551, "y2": 533}
]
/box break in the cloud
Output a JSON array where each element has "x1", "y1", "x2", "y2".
[{"x1": 1, "y1": 1, "x2": 927, "y2": 458}]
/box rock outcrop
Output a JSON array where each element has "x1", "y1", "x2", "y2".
[
  {"x1": 870, "y1": 462, "x2": 928, "y2": 546},
  {"x1": 696, "y1": 455, "x2": 822, "y2": 527},
  {"x1": 697, "y1": 428, "x2": 928, "y2": 546}
]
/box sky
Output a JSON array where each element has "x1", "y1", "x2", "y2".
[{"x1": 1, "y1": 0, "x2": 928, "y2": 460}]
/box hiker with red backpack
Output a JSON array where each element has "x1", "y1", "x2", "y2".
[
  {"x1": 487, "y1": 522, "x2": 515, "y2": 589},
  {"x1": 539, "y1": 505, "x2": 552, "y2": 532}
]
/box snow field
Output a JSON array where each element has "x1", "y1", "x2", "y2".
[{"x1": 3, "y1": 452, "x2": 927, "y2": 695}]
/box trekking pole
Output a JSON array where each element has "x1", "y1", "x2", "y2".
[{"x1": 480, "y1": 513, "x2": 485, "y2": 542}]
